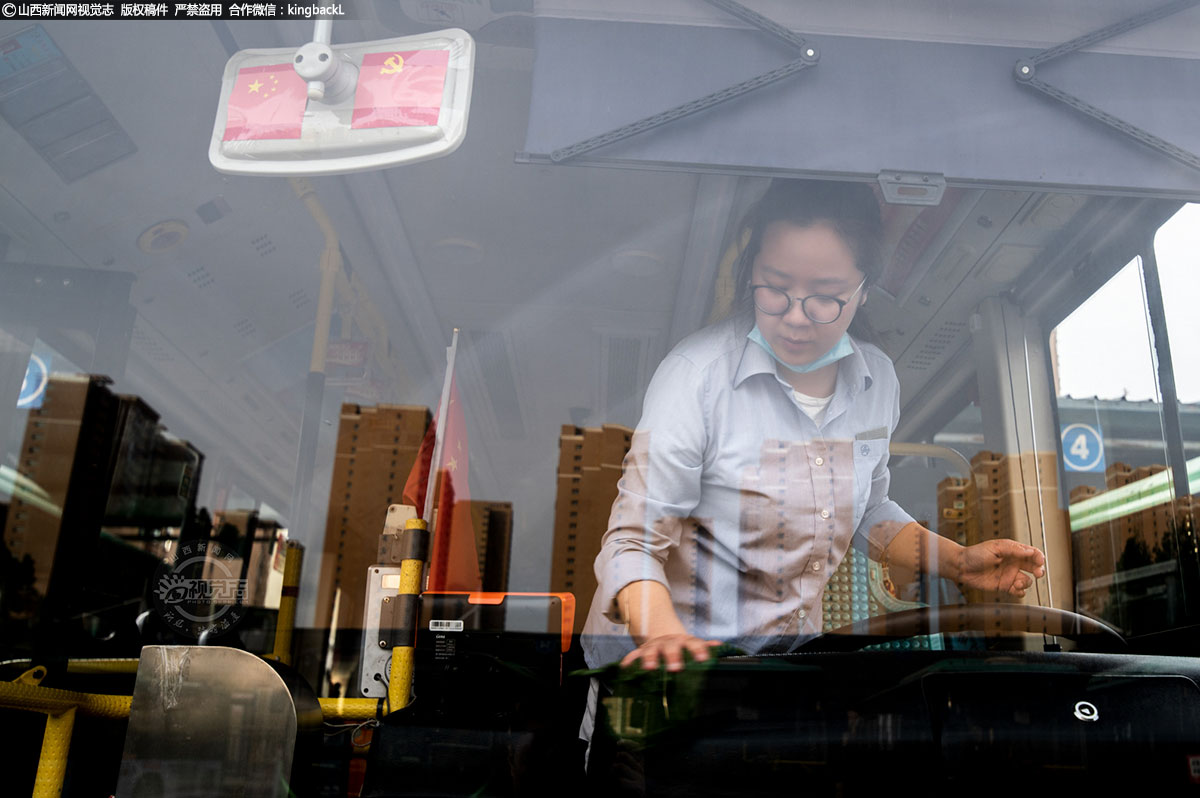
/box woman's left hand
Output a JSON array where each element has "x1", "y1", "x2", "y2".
[{"x1": 956, "y1": 539, "x2": 1046, "y2": 597}]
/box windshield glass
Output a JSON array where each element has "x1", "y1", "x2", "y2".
[{"x1": 2, "y1": 3, "x2": 1200, "y2": 796}]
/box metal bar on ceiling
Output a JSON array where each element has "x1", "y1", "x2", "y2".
[
  {"x1": 550, "y1": 0, "x2": 817, "y2": 163},
  {"x1": 1014, "y1": 0, "x2": 1200, "y2": 174},
  {"x1": 1028, "y1": 0, "x2": 1200, "y2": 66}
]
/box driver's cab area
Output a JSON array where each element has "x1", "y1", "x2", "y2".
[
  {"x1": 875, "y1": 188, "x2": 1198, "y2": 650},
  {"x1": 582, "y1": 186, "x2": 1200, "y2": 795}
]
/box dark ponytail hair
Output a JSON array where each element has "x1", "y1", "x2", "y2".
[{"x1": 732, "y1": 179, "x2": 884, "y2": 343}]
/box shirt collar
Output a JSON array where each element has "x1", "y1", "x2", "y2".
[
  {"x1": 839, "y1": 337, "x2": 874, "y2": 395},
  {"x1": 733, "y1": 333, "x2": 875, "y2": 395},
  {"x1": 733, "y1": 332, "x2": 776, "y2": 388}
]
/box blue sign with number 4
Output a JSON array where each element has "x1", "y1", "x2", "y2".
[
  {"x1": 1061, "y1": 423, "x2": 1105, "y2": 473},
  {"x1": 17, "y1": 353, "x2": 49, "y2": 410}
]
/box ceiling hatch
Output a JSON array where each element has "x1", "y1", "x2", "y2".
[{"x1": 0, "y1": 25, "x2": 137, "y2": 183}]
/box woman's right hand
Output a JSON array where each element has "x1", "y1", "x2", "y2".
[
  {"x1": 620, "y1": 633, "x2": 721, "y2": 672},
  {"x1": 616, "y1": 580, "x2": 721, "y2": 671}
]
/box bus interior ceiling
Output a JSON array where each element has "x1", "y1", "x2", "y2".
[
  {"x1": 885, "y1": 191, "x2": 1182, "y2": 444},
  {"x1": 0, "y1": 16, "x2": 717, "y2": 598}
]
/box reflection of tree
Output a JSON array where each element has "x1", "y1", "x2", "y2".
[
  {"x1": 1153, "y1": 511, "x2": 1197, "y2": 565},
  {"x1": 1101, "y1": 508, "x2": 1200, "y2": 635},
  {"x1": 1096, "y1": 536, "x2": 1149, "y2": 632},
  {"x1": 216, "y1": 520, "x2": 239, "y2": 550},
  {"x1": 0, "y1": 541, "x2": 40, "y2": 623},
  {"x1": 1155, "y1": 510, "x2": 1200, "y2": 626},
  {"x1": 1118, "y1": 535, "x2": 1152, "y2": 570}
]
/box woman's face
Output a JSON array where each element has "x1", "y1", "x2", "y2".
[{"x1": 750, "y1": 220, "x2": 867, "y2": 367}]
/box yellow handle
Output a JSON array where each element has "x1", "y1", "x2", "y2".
[{"x1": 388, "y1": 646, "x2": 415, "y2": 710}]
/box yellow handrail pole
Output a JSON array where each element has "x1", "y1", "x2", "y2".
[
  {"x1": 65, "y1": 659, "x2": 139, "y2": 675},
  {"x1": 271, "y1": 541, "x2": 305, "y2": 665},
  {"x1": 289, "y1": 176, "x2": 340, "y2": 376},
  {"x1": 0, "y1": 682, "x2": 131, "y2": 718},
  {"x1": 387, "y1": 646, "x2": 415, "y2": 712},
  {"x1": 286, "y1": 177, "x2": 342, "y2": 571},
  {"x1": 318, "y1": 697, "x2": 381, "y2": 722},
  {"x1": 1, "y1": 663, "x2": 385, "y2": 722},
  {"x1": 2, "y1": 658, "x2": 139, "y2": 676},
  {"x1": 0, "y1": 681, "x2": 131, "y2": 798},
  {"x1": 32, "y1": 707, "x2": 74, "y2": 798},
  {"x1": 387, "y1": 518, "x2": 427, "y2": 712},
  {"x1": 0, "y1": 671, "x2": 392, "y2": 797}
]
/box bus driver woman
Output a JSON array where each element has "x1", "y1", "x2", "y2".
[{"x1": 581, "y1": 180, "x2": 1046, "y2": 675}]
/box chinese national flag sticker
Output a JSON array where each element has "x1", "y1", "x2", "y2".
[
  {"x1": 223, "y1": 64, "x2": 308, "y2": 141},
  {"x1": 352, "y1": 49, "x2": 450, "y2": 129}
]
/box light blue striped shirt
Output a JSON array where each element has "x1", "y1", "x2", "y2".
[{"x1": 582, "y1": 314, "x2": 913, "y2": 666}]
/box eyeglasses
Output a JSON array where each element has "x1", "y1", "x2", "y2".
[{"x1": 748, "y1": 278, "x2": 867, "y2": 324}]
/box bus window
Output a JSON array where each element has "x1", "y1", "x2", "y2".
[
  {"x1": 6, "y1": 5, "x2": 1200, "y2": 795},
  {"x1": 1056, "y1": 234, "x2": 1200, "y2": 634},
  {"x1": 1154, "y1": 203, "x2": 1200, "y2": 492}
]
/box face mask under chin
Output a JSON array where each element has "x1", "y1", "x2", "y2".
[{"x1": 747, "y1": 325, "x2": 855, "y2": 374}]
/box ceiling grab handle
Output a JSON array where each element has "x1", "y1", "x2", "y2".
[{"x1": 888, "y1": 442, "x2": 973, "y2": 482}]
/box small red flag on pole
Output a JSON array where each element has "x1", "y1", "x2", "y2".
[{"x1": 402, "y1": 331, "x2": 480, "y2": 592}]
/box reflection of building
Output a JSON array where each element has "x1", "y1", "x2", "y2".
[
  {"x1": 1073, "y1": 461, "x2": 1195, "y2": 617},
  {"x1": 105, "y1": 396, "x2": 201, "y2": 528},
  {"x1": 930, "y1": 397, "x2": 1200, "y2": 614},
  {"x1": 469, "y1": 500, "x2": 513, "y2": 592},
  {"x1": 2, "y1": 374, "x2": 201, "y2": 620},
  {"x1": 987, "y1": 449, "x2": 1065, "y2": 606},
  {"x1": 549, "y1": 424, "x2": 632, "y2": 633},
  {"x1": 316, "y1": 403, "x2": 429, "y2": 631},
  {"x1": 205, "y1": 510, "x2": 287, "y2": 608},
  {"x1": 968, "y1": 450, "x2": 1063, "y2": 545},
  {"x1": 4, "y1": 375, "x2": 118, "y2": 613},
  {"x1": 936, "y1": 476, "x2": 976, "y2": 545}
]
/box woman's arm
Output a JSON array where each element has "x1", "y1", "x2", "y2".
[
  {"x1": 883, "y1": 522, "x2": 963, "y2": 581},
  {"x1": 854, "y1": 358, "x2": 1043, "y2": 596},
  {"x1": 616, "y1": 580, "x2": 720, "y2": 670},
  {"x1": 884, "y1": 522, "x2": 1045, "y2": 597},
  {"x1": 589, "y1": 352, "x2": 710, "y2": 666}
]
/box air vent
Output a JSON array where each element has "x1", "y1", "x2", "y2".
[
  {"x1": 465, "y1": 330, "x2": 526, "y2": 441},
  {"x1": 605, "y1": 337, "x2": 643, "y2": 412},
  {"x1": 251, "y1": 235, "x2": 276, "y2": 258},
  {"x1": 234, "y1": 318, "x2": 256, "y2": 337},
  {"x1": 131, "y1": 326, "x2": 173, "y2": 364},
  {"x1": 0, "y1": 26, "x2": 136, "y2": 183},
  {"x1": 288, "y1": 289, "x2": 311, "y2": 309},
  {"x1": 601, "y1": 332, "x2": 655, "y2": 424},
  {"x1": 907, "y1": 320, "x2": 967, "y2": 372},
  {"x1": 186, "y1": 266, "x2": 215, "y2": 288}
]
